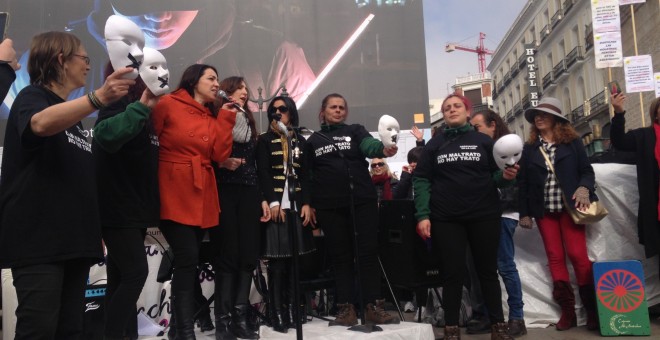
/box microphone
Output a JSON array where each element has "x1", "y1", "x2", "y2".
[
  {"x1": 216, "y1": 90, "x2": 246, "y2": 113},
  {"x1": 276, "y1": 121, "x2": 289, "y2": 135}
]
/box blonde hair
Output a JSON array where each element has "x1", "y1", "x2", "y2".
[
  {"x1": 28, "y1": 31, "x2": 82, "y2": 86},
  {"x1": 370, "y1": 158, "x2": 398, "y2": 179}
]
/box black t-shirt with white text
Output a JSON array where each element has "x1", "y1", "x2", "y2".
[
  {"x1": 305, "y1": 124, "x2": 377, "y2": 209},
  {"x1": 415, "y1": 130, "x2": 501, "y2": 220},
  {"x1": 0, "y1": 85, "x2": 103, "y2": 268}
]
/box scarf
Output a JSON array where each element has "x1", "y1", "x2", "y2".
[
  {"x1": 443, "y1": 123, "x2": 473, "y2": 139},
  {"x1": 233, "y1": 111, "x2": 252, "y2": 143},
  {"x1": 654, "y1": 123, "x2": 660, "y2": 220},
  {"x1": 270, "y1": 121, "x2": 293, "y2": 167},
  {"x1": 372, "y1": 173, "x2": 392, "y2": 200}
]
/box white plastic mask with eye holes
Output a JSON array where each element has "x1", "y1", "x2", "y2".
[
  {"x1": 105, "y1": 15, "x2": 145, "y2": 80},
  {"x1": 140, "y1": 47, "x2": 170, "y2": 96},
  {"x1": 493, "y1": 134, "x2": 524, "y2": 170},
  {"x1": 378, "y1": 115, "x2": 400, "y2": 148}
]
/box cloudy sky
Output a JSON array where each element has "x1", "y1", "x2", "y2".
[{"x1": 423, "y1": 0, "x2": 529, "y2": 101}]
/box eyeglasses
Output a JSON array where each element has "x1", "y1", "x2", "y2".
[
  {"x1": 269, "y1": 105, "x2": 289, "y2": 114},
  {"x1": 370, "y1": 162, "x2": 385, "y2": 169},
  {"x1": 327, "y1": 105, "x2": 345, "y2": 110},
  {"x1": 72, "y1": 54, "x2": 90, "y2": 65}
]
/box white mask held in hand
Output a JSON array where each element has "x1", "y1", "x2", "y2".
[
  {"x1": 140, "y1": 47, "x2": 170, "y2": 96},
  {"x1": 105, "y1": 15, "x2": 145, "y2": 80},
  {"x1": 493, "y1": 134, "x2": 523, "y2": 170},
  {"x1": 378, "y1": 115, "x2": 400, "y2": 148}
]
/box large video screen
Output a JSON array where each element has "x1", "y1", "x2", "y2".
[{"x1": 0, "y1": 0, "x2": 428, "y2": 143}]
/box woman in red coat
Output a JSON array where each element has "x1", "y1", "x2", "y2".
[{"x1": 151, "y1": 64, "x2": 236, "y2": 339}]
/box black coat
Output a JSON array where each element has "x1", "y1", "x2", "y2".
[
  {"x1": 610, "y1": 113, "x2": 660, "y2": 258},
  {"x1": 518, "y1": 137, "x2": 596, "y2": 219}
]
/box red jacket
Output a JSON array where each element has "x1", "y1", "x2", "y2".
[{"x1": 152, "y1": 89, "x2": 235, "y2": 228}]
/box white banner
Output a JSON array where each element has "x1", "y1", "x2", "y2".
[
  {"x1": 619, "y1": 0, "x2": 646, "y2": 5},
  {"x1": 594, "y1": 31, "x2": 624, "y2": 68},
  {"x1": 591, "y1": 0, "x2": 621, "y2": 34},
  {"x1": 624, "y1": 55, "x2": 655, "y2": 93},
  {"x1": 655, "y1": 72, "x2": 660, "y2": 98}
]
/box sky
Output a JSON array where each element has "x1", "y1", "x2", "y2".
[{"x1": 423, "y1": 0, "x2": 529, "y2": 101}]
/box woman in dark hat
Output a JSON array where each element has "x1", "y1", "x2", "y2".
[{"x1": 518, "y1": 96, "x2": 598, "y2": 331}]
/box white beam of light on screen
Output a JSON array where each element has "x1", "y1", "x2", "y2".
[{"x1": 297, "y1": 13, "x2": 375, "y2": 109}]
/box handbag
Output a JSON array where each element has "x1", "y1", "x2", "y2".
[{"x1": 538, "y1": 146, "x2": 608, "y2": 224}]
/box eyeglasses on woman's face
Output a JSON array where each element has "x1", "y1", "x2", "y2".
[
  {"x1": 269, "y1": 105, "x2": 289, "y2": 114},
  {"x1": 370, "y1": 162, "x2": 385, "y2": 169},
  {"x1": 72, "y1": 54, "x2": 91, "y2": 65}
]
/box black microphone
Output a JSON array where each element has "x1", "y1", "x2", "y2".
[{"x1": 216, "y1": 90, "x2": 246, "y2": 113}]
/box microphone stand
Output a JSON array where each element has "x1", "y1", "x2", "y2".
[
  {"x1": 310, "y1": 130, "x2": 382, "y2": 333},
  {"x1": 281, "y1": 123, "x2": 304, "y2": 340},
  {"x1": 248, "y1": 84, "x2": 288, "y2": 133}
]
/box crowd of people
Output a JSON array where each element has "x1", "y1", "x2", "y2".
[{"x1": 0, "y1": 25, "x2": 659, "y2": 340}]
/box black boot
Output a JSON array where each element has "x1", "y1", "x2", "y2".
[
  {"x1": 231, "y1": 304, "x2": 259, "y2": 339},
  {"x1": 194, "y1": 279, "x2": 214, "y2": 332},
  {"x1": 167, "y1": 310, "x2": 176, "y2": 340},
  {"x1": 172, "y1": 294, "x2": 196, "y2": 340},
  {"x1": 287, "y1": 303, "x2": 307, "y2": 328},
  {"x1": 214, "y1": 313, "x2": 237, "y2": 340},
  {"x1": 271, "y1": 308, "x2": 288, "y2": 333},
  {"x1": 268, "y1": 266, "x2": 288, "y2": 333}
]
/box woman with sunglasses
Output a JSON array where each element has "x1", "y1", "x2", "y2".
[
  {"x1": 0, "y1": 31, "x2": 133, "y2": 339},
  {"x1": 151, "y1": 64, "x2": 236, "y2": 339},
  {"x1": 369, "y1": 158, "x2": 399, "y2": 202},
  {"x1": 256, "y1": 96, "x2": 315, "y2": 333},
  {"x1": 304, "y1": 93, "x2": 399, "y2": 327},
  {"x1": 210, "y1": 76, "x2": 270, "y2": 340}
]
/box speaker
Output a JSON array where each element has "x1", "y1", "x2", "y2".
[{"x1": 378, "y1": 200, "x2": 442, "y2": 289}]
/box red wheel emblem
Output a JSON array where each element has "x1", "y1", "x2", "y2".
[{"x1": 597, "y1": 269, "x2": 644, "y2": 313}]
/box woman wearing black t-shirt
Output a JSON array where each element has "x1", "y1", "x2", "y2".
[
  {"x1": 209, "y1": 76, "x2": 270, "y2": 339},
  {"x1": 0, "y1": 31, "x2": 133, "y2": 339},
  {"x1": 92, "y1": 63, "x2": 160, "y2": 340},
  {"x1": 304, "y1": 93, "x2": 399, "y2": 327},
  {"x1": 413, "y1": 94, "x2": 518, "y2": 340}
]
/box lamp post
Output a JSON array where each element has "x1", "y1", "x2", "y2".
[
  {"x1": 248, "y1": 84, "x2": 288, "y2": 133},
  {"x1": 588, "y1": 119, "x2": 605, "y2": 156}
]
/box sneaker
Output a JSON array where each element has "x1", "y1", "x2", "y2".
[
  {"x1": 328, "y1": 303, "x2": 357, "y2": 327},
  {"x1": 508, "y1": 319, "x2": 527, "y2": 337},
  {"x1": 365, "y1": 299, "x2": 400, "y2": 325}
]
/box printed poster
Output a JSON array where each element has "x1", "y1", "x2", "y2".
[
  {"x1": 594, "y1": 31, "x2": 624, "y2": 68},
  {"x1": 623, "y1": 55, "x2": 654, "y2": 93}
]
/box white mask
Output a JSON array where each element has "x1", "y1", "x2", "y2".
[
  {"x1": 105, "y1": 15, "x2": 145, "y2": 80},
  {"x1": 378, "y1": 115, "x2": 400, "y2": 148},
  {"x1": 493, "y1": 134, "x2": 524, "y2": 170},
  {"x1": 140, "y1": 47, "x2": 170, "y2": 96}
]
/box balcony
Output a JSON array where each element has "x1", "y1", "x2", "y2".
[
  {"x1": 472, "y1": 104, "x2": 490, "y2": 114},
  {"x1": 503, "y1": 71, "x2": 512, "y2": 86},
  {"x1": 565, "y1": 46, "x2": 584, "y2": 69},
  {"x1": 492, "y1": 87, "x2": 498, "y2": 101},
  {"x1": 518, "y1": 53, "x2": 527, "y2": 70},
  {"x1": 522, "y1": 94, "x2": 531, "y2": 110},
  {"x1": 551, "y1": 10, "x2": 563, "y2": 28},
  {"x1": 513, "y1": 102, "x2": 523, "y2": 117},
  {"x1": 569, "y1": 104, "x2": 584, "y2": 124},
  {"x1": 497, "y1": 80, "x2": 505, "y2": 93},
  {"x1": 506, "y1": 110, "x2": 515, "y2": 123},
  {"x1": 585, "y1": 24, "x2": 593, "y2": 51},
  {"x1": 589, "y1": 91, "x2": 607, "y2": 115},
  {"x1": 540, "y1": 24, "x2": 551, "y2": 42},
  {"x1": 542, "y1": 71, "x2": 554, "y2": 90},
  {"x1": 553, "y1": 59, "x2": 567, "y2": 79},
  {"x1": 563, "y1": 0, "x2": 574, "y2": 14},
  {"x1": 511, "y1": 63, "x2": 520, "y2": 78}
]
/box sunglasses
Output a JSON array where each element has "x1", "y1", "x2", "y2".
[
  {"x1": 269, "y1": 105, "x2": 289, "y2": 114},
  {"x1": 370, "y1": 162, "x2": 385, "y2": 169}
]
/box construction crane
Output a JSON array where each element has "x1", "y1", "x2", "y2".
[{"x1": 445, "y1": 32, "x2": 494, "y2": 74}]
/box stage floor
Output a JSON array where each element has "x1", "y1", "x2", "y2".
[{"x1": 141, "y1": 318, "x2": 435, "y2": 340}]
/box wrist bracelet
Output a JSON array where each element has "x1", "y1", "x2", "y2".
[{"x1": 87, "y1": 91, "x2": 105, "y2": 110}]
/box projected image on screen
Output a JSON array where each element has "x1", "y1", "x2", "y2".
[{"x1": 0, "y1": 0, "x2": 428, "y2": 142}]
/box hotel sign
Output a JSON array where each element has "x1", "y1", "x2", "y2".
[{"x1": 525, "y1": 44, "x2": 539, "y2": 107}]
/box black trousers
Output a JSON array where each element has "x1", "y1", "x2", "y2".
[
  {"x1": 102, "y1": 227, "x2": 148, "y2": 337},
  {"x1": 210, "y1": 183, "x2": 261, "y2": 309},
  {"x1": 12, "y1": 258, "x2": 90, "y2": 340},
  {"x1": 315, "y1": 202, "x2": 381, "y2": 304},
  {"x1": 431, "y1": 216, "x2": 504, "y2": 326},
  {"x1": 159, "y1": 220, "x2": 204, "y2": 319}
]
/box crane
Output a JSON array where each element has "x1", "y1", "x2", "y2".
[{"x1": 445, "y1": 32, "x2": 494, "y2": 74}]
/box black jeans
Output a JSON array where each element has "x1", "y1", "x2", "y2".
[
  {"x1": 315, "y1": 202, "x2": 381, "y2": 304},
  {"x1": 12, "y1": 258, "x2": 90, "y2": 340},
  {"x1": 102, "y1": 227, "x2": 148, "y2": 337},
  {"x1": 431, "y1": 216, "x2": 504, "y2": 326},
  {"x1": 159, "y1": 220, "x2": 204, "y2": 319}
]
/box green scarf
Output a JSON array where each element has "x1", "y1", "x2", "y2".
[{"x1": 443, "y1": 123, "x2": 473, "y2": 139}]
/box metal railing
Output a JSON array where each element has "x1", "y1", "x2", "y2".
[
  {"x1": 585, "y1": 24, "x2": 593, "y2": 51},
  {"x1": 570, "y1": 104, "x2": 584, "y2": 124},
  {"x1": 589, "y1": 91, "x2": 607, "y2": 114},
  {"x1": 563, "y1": 0, "x2": 574, "y2": 14},
  {"x1": 551, "y1": 10, "x2": 563, "y2": 28},
  {"x1": 506, "y1": 110, "x2": 514, "y2": 122},
  {"x1": 553, "y1": 59, "x2": 566, "y2": 79},
  {"x1": 518, "y1": 53, "x2": 527, "y2": 70},
  {"x1": 503, "y1": 70, "x2": 512, "y2": 85},
  {"x1": 511, "y1": 63, "x2": 520, "y2": 78},
  {"x1": 513, "y1": 102, "x2": 523, "y2": 116},
  {"x1": 565, "y1": 46, "x2": 584, "y2": 69},
  {"x1": 540, "y1": 24, "x2": 551, "y2": 42},
  {"x1": 542, "y1": 71, "x2": 554, "y2": 89},
  {"x1": 522, "y1": 93, "x2": 531, "y2": 109}
]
